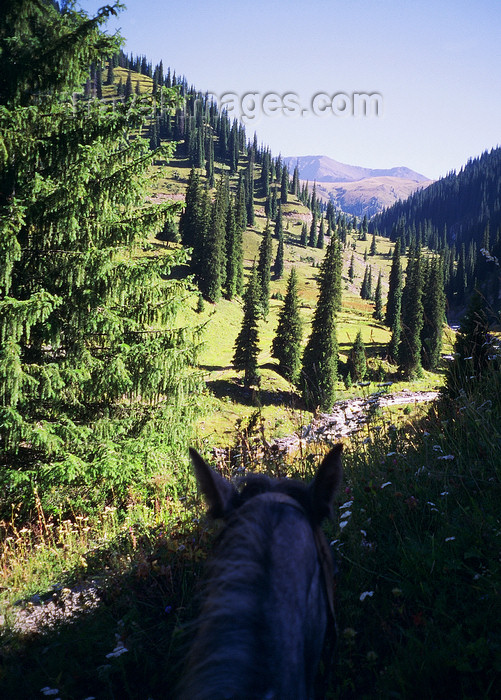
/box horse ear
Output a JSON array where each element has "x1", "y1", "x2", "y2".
[
  {"x1": 310, "y1": 444, "x2": 343, "y2": 522},
  {"x1": 189, "y1": 448, "x2": 237, "y2": 519}
]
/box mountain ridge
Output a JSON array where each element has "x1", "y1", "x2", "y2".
[{"x1": 283, "y1": 154, "x2": 429, "y2": 184}]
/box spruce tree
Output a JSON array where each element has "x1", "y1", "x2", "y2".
[
  {"x1": 199, "y1": 178, "x2": 227, "y2": 302},
  {"x1": 385, "y1": 239, "x2": 402, "y2": 327},
  {"x1": 0, "y1": 1, "x2": 199, "y2": 512},
  {"x1": 399, "y1": 244, "x2": 424, "y2": 376},
  {"x1": 308, "y1": 183, "x2": 318, "y2": 247},
  {"x1": 348, "y1": 253, "x2": 355, "y2": 282},
  {"x1": 224, "y1": 201, "x2": 240, "y2": 300},
  {"x1": 374, "y1": 271, "x2": 384, "y2": 321},
  {"x1": 273, "y1": 233, "x2": 284, "y2": 279},
  {"x1": 274, "y1": 203, "x2": 283, "y2": 239},
  {"x1": 257, "y1": 223, "x2": 273, "y2": 318},
  {"x1": 300, "y1": 222, "x2": 308, "y2": 246},
  {"x1": 421, "y1": 257, "x2": 446, "y2": 370},
  {"x1": 360, "y1": 266, "x2": 370, "y2": 299},
  {"x1": 301, "y1": 235, "x2": 342, "y2": 409},
  {"x1": 281, "y1": 165, "x2": 289, "y2": 204},
  {"x1": 179, "y1": 168, "x2": 201, "y2": 248},
  {"x1": 272, "y1": 268, "x2": 302, "y2": 383},
  {"x1": 370, "y1": 231, "x2": 377, "y2": 255},
  {"x1": 347, "y1": 330, "x2": 367, "y2": 382},
  {"x1": 233, "y1": 265, "x2": 261, "y2": 387},
  {"x1": 106, "y1": 59, "x2": 114, "y2": 85},
  {"x1": 317, "y1": 217, "x2": 325, "y2": 249},
  {"x1": 292, "y1": 164, "x2": 300, "y2": 196},
  {"x1": 124, "y1": 68, "x2": 133, "y2": 100}
]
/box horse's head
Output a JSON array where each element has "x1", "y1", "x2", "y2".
[
  {"x1": 190, "y1": 444, "x2": 343, "y2": 523},
  {"x1": 180, "y1": 445, "x2": 343, "y2": 700}
]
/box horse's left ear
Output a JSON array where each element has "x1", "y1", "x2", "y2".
[
  {"x1": 190, "y1": 448, "x2": 237, "y2": 519},
  {"x1": 310, "y1": 444, "x2": 343, "y2": 522}
]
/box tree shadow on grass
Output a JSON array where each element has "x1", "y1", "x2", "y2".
[
  {"x1": 206, "y1": 376, "x2": 301, "y2": 409},
  {"x1": 0, "y1": 523, "x2": 210, "y2": 700}
]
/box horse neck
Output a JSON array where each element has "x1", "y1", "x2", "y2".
[{"x1": 180, "y1": 495, "x2": 328, "y2": 700}]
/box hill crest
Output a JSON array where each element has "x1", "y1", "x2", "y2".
[{"x1": 283, "y1": 155, "x2": 429, "y2": 184}]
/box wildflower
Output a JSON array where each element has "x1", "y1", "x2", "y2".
[
  {"x1": 366, "y1": 650, "x2": 378, "y2": 662},
  {"x1": 423, "y1": 431, "x2": 430, "y2": 437},
  {"x1": 427, "y1": 502, "x2": 436, "y2": 506},
  {"x1": 445, "y1": 536, "x2": 456, "y2": 542},
  {"x1": 40, "y1": 690, "x2": 59, "y2": 697},
  {"x1": 437, "y1": 455, "x2": 454, "y2": 461},
  {"x1": 440, "y1": 491, "x2": 449, "y2": 496},
  {"x1": 392, "y1": 587, "x2": 403, "y2": 597},
  {"x1": 340, "y1": 500, "x2": 353, "y2": 510},
  {"x1": 386, "y1": 451, "x2": 397, "y2": 457},
  {"x1": 380, "y1": 481, "x2": 392, "y2": 489},
  {"x1": 339, "y1": 520, "x2": 349, "y2": 529},
  {"x1": 432, "y1": 445, "x2": 443, "y2": 452},
  {"x1": 105, "y1": 641, "x2": 128, "y2": 659},
  {"x1": 343, "y1": 627, "x2": 357, "y2": 639},
  {"x1": 340, "y1": 510, "x2": 352, "y2": 519},
  {"x1": 165, "y1": 605, "x2": 172, "y2": 614},
  {"x1": 359, "y1": 590, "x2": 374, "y2": 601},
  {"x1": 412, "y1": 611, "x2": 426, "y2": 627}
]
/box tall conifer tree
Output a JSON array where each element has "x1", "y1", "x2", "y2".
[
  {"x1": 301, "y1": 235, "x2": 342, "y2": 409},
  {"x1": 257, "y1": 223, "x2": 273, "y2": 318},
  {"x1": 272, "y1": 269, "x2": 302, "y2": 383},
  {"x1": 374, "y1": 271, "x2": 384, "y2": 321},
  {"x1": 0, "y1": 1, "x2": 199, "y2": 510},
  {"x1": 421, "y1": 257, "x2": 446, "y2": 370},
  {"x1": 233, "y1": 264, "x2": 260, "y2": 387},
  {"x1": 347, "y1": 330, "x2": 367, "y2": 382},
  {"x1": 399, "y1": 244, "x2": 424, "y2": 376}
]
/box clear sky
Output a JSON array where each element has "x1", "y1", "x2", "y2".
[{"x1": 78, "y1": 0, "x2": 501, "y2": 180}]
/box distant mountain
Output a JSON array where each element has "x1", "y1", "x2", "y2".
[
  {"x1": 283, "y1": 155, "x2": 431, "y2": 217},
  {"x1": 313, "y1": 177, "x2": 432, "y2": 219},
  {"x1": 283, "y1": 155, "x2": 429, "y2": 184}
]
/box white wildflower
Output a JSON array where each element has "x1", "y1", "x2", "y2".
[
  {"x1": 359, "y1": 591, "x2": 374, "y2": 601},
  {"x1": 380, "y1": 481, "x2": 392, "y2": 489},
  {"x1": 437, "y1": 454, "x2": 455, "y2": 460},
  {"x1": 339, "y1": 520, "x2": 349, "y2": 529},
  {"x1": 340, "y1": 510, "x2": 352, "y2": 520},
  {"x1": 340, "y1": 500, "x2": 353, "y2": 510},
  {"x1": 445, "y1": 536, "x2": 456, "y2": 542}
]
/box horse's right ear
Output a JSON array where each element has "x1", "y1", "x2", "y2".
[
  {"x1": 190, "y1": 448, "x2": 237, "y2": 519},
  {"x1": 310, "y1": 444, "x2": 343, "y2": 522}
]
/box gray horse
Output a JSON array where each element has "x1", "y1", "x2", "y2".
[{"x1": 178, "y1": 445, "x2": 343, "y2": 700}]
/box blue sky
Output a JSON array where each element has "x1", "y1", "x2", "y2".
[{"x1": 79, "y1": 0, "x2": 501, "y2": 180}]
